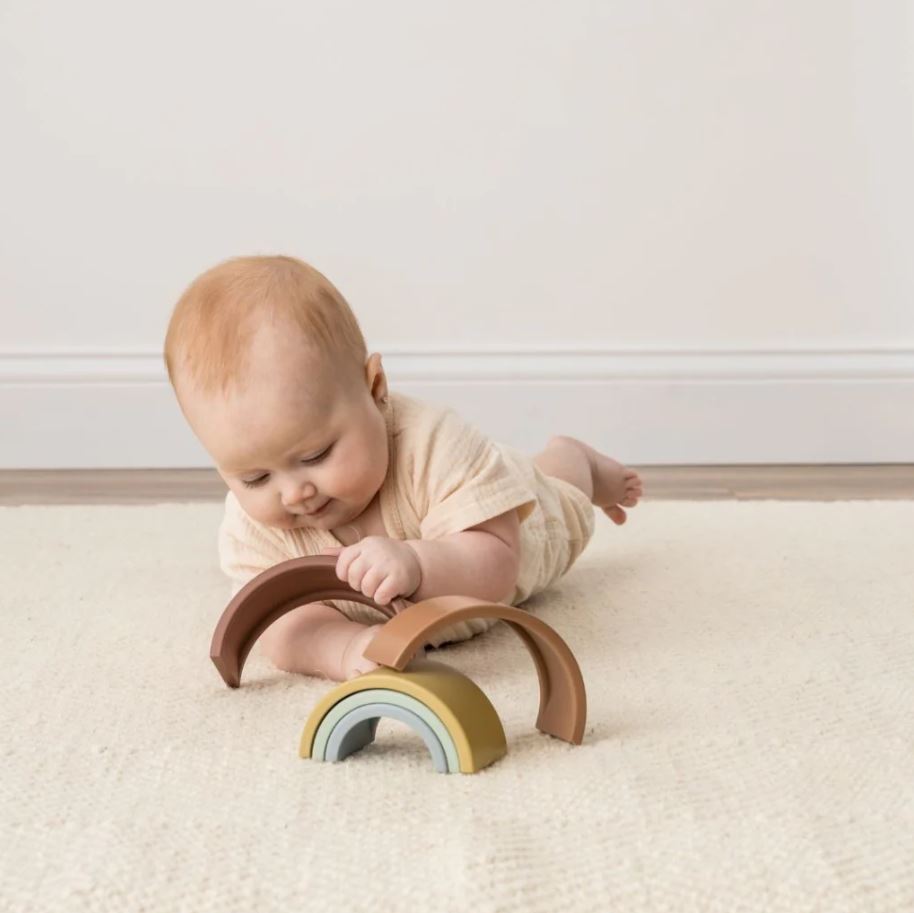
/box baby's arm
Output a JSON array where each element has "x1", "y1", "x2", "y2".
[
  {"x1": 404, "y1": 510, "x2": 521, "y2": 604},
  {"x1": 405, "y1": 533, "x2": 517, "y2": 603},
  {"x1": 258, "y1": 602, "x2": 384, "y2": 681}
]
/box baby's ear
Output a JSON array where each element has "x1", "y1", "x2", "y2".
[{"x1": 365, "y1": 352, "x2": 388, "y2": 401}]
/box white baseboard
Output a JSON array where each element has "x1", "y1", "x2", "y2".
[{"x1": 1, "y1": 347, "x2": 912, "y2": 468}]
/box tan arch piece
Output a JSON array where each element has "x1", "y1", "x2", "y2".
[
  {"x1": 210, "y1": 554, "x2": 587, "y2": 745},
  {"x1": 362, "y1": 598, "x2": 587, "y2": 745}
]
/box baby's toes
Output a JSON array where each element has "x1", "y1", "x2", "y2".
[
  {"x1": 604, "y1": 505, "x2": 627, "y2": 525},
  {"x1": 621, "y1": 484, "x2": 642, "y2": 506}
]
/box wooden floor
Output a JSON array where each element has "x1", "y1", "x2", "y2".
[{"x1": 0, "y1": 465, "x2": 912, "y2": 505}]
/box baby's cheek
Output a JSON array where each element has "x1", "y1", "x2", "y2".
[
  {"x1": 333, "y1": 460, "x2": 373, "y2": 499},
  {"x1": 239, "y1": 490, "x2": 282, "y2": 526}
]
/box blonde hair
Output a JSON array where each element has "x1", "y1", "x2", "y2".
[{"x1": 163, "y1": 255, "x2": 368, "y2": 399}]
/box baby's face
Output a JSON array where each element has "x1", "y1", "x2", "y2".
[{"x1": 177, "y1": 326, "x2": 389, "y2": 531}]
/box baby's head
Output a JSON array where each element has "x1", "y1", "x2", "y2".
[{"x1": 164, "y1": 255, "x2": 389, "y2": 531}]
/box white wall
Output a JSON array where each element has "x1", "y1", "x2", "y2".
[{"x1": 2, "y1": 0, "x2": 912, "y2": 467}]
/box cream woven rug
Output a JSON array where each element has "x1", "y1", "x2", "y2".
[{"x1": 1, "y1": 500, "x2": 912, "y2": 912}]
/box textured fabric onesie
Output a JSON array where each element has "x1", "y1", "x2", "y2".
[{"x1": 218, "y1": 391, "x2": 595, "y2": 648}]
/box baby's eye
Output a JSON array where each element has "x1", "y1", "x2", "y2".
[{"x1": 240, "y1": 445, "x2": 333, "y2": 489}]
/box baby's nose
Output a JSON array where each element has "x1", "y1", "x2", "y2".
[{"x1": 283, "y1": 480, "x2": 317, "y2": 507}]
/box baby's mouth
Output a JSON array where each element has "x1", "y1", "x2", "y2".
[{"x1": 293, "y1": 499, "x2": 333, "y2": 522}]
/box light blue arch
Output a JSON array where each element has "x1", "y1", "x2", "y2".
[
  {"x1": 312, "y1": 688, "x2": 460, "y2": 772},
  {"x1": 324, "y1": 703, "x2": 451, "y2": 773}
]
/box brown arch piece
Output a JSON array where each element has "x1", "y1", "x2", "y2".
[
  {"x1": 210, "y1": 555, "x2": 399, "y2": 688},
  {"x1": 210, "y1": 554, "x2": 587, "y2": 745}
]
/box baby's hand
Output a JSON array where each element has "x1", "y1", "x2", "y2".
[{"x1": 320, "y1": 537, "x2": 422, "y2": 607}]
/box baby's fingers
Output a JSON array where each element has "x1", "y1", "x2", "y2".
[{"x1": 373, "y1": 575, "x2": 399, "y2": 606}]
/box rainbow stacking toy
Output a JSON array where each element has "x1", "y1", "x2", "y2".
[{"x1": 210, "y1": 555, "x2": 587, "y2": 774}]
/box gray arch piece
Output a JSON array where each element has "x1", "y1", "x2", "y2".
[
  {"x1": 323, "y1": 703, "x2": 450, "y2": 773},
  {"x1": 312, "y1": 688, "x2": 460, "y2": 772}
]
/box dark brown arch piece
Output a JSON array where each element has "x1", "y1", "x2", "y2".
[
  {"x1": 210, "y1": 555, "x2": 587, "y2": 745},
  {"x1": 210, "y1": 555, "x2": 398, "y2": 688}
]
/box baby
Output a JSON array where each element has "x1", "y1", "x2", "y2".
[{"x1": 164, "y1": 255, "x2": 643, "y2": 682}]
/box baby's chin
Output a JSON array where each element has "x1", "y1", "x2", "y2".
[
  {"x1": 282, "y1": 515, "x2": 328, "y2": 530},
  {"x1": 280, "y1": 502, "x2": 346, "y2": 529}
]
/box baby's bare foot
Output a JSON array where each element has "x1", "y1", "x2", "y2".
[{"x1": 561, "y1": 436, "x2": 644, "y2": 525}]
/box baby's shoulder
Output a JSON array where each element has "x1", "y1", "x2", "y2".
[{"x1": 390, "y1": 391, "x2": 480, "y2": 444}]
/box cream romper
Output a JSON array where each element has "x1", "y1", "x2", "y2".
[{"x1": 218, "y1": 391, "x2": 595, "y2": 648}]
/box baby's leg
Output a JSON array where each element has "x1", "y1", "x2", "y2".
[
  {"x1": 533, "y1": 435, "x2": 643, "y2": 525},
  {"x1": 259, "y1": 602, "x2": 384, "y2": 681}
]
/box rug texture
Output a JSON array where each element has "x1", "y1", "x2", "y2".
[{"x1": 1, "y1": 500, "x2": 912, "y2": 912}]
